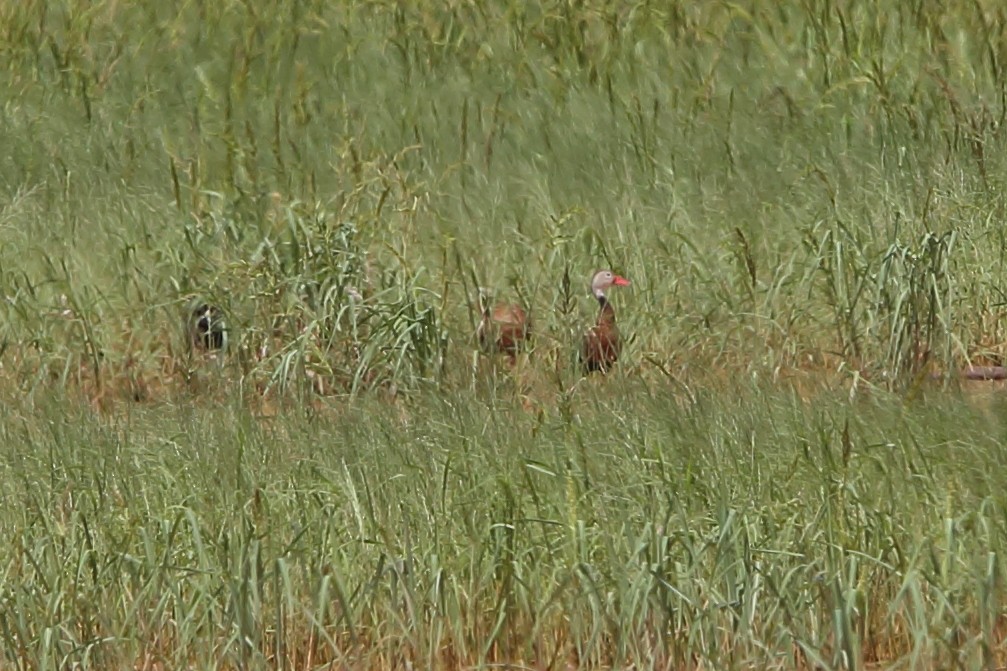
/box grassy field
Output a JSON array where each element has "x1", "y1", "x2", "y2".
[{"x1": 3, "y1": 0, "x2": 1007, "y2": 668}]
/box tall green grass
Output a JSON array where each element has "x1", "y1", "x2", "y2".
[
  {"x1": 1, "y1": 0, "x2": 1006, "y2": 396},
  {"x1": 3, "y1": 0, "x2": 1007, "y2": 668},
  {"x1": 3, "y1": 383, "x2": 1007, "y2": 669}
]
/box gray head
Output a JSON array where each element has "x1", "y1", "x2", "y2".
[{"x1": 590, "y1": 269, "x2": 631, "y2": 300}]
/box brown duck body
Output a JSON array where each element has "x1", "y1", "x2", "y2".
[
  {"x1": 478, "y1": 303, "x2": 532, "y2": 359},
  {"x1": 580, "y1": 270, "x2": 630, "y2": 374},
  {"x1": 581, "y1": 297, "x2": 620, "y2": 373}
]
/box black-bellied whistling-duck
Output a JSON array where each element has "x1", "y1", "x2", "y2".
[
  {"x1": 189, "y1": 303, "x2": 226, "y2": 351},
  {"x1": 581, "y1": 269, "x2": 630, "y2": 374},
  {"x1": 477, "y1": 292, "x2": 532, "y2": 362}
]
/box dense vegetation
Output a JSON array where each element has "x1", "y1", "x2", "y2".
[{"x1": 2, "y1": 0, "x2": 1007, "y2": 668}]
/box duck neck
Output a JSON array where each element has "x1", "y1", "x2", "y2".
[{"x1": 595, "y1": 292, "x2": 617, "y2": 326}]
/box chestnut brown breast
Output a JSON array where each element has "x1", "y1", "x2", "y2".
[{"x1": 581, "y1": 300, "x2": 620, "y2": 373}]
